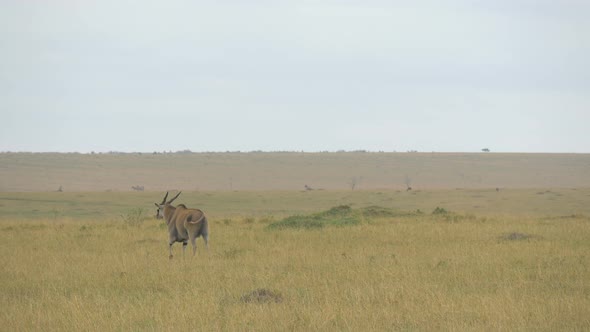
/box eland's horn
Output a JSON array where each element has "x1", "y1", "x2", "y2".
[
  {"x1": 160, "y1": 192, "x2": 169, "y2": 205},
  {"x1": 167, "y1": 191, "x2": 182, "y2": 204}
]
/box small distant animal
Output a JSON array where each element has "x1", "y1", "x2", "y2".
[
  {"x1": 304, "y1": 184, "x2": 313, "y2": 191},
  {"x1": 155, "y1": 192, "x2": 209, "y2": 259}
]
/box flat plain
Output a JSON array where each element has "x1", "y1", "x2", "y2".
[
  {"x1": 1, "y1": 151, "x2": 589, "y2": 191},
  {"x1": 1, "y1": 152, "x2": 589, "y2": 330}
]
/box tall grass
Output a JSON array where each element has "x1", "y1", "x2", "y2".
[{"x1": 1, "y1": 210, "x2": 589, "y2": 330}]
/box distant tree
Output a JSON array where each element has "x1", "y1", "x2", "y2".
[
  {"x1": 404, "y1": 175, "x2": 412, "y2": 191},
  {"x1": 482, "y1": 148, "x2": 490, "y2": 152},
  {"x1": 349, "y1": 177, "x2": 357, "y2": 190},
  {"x1": 348, "y1": 176, "x2": 363, "y2": 190}
]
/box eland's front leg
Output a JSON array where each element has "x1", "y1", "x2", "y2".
[{"x1": 168, "y1": 233, "x2": 176, "y2": 259}]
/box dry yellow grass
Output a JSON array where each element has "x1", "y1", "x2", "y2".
[
  {"x1": 2, "y1": 152, "x2": 588, "y2": 330},
  {"x1": 1, "y1": 209, "x2": 589, "y2": 330}
]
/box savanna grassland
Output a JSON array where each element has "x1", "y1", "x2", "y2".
[
  {"x1": 1, "y1": 151, "x2": 589, "y2": 191},
  {"x1": 1, "y1": 153, "x2": 590, "y2": 330}
]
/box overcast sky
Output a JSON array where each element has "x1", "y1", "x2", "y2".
[{"x1": 1, "y1": 0, "x2": 589, "y2": 153}]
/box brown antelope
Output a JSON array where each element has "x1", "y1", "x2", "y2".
[{"x1": 155, "y1": 192, "x2": 209, "y2": 259}]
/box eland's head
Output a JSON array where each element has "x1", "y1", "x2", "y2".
[{"x1": 154, "y1": 191, "x2": 181, "y2": 219}]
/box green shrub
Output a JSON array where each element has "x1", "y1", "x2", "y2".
[
  {"x1": 267, "y1": 204, "x2": 426, "y2": 230},
  {"x1": 267, "y1": 205, "x2": 360, "y2": 230},
  {"x1": 360, "y1": 205, "x2": 419, "y2": 218},
  {"x1": 432, "y1": 207, "x2": 449, "y2": 215},
  {"x1": 267, "y1": 215, "x2": 325, "y2": 229}
]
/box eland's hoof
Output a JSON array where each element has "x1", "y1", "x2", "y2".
[{"x1": 169, "y1": 255, "x2": 173, "y2": 260}]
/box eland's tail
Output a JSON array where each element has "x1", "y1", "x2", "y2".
[{"x1": 187, "y1": 211, "x2": 209, "y2": 249}]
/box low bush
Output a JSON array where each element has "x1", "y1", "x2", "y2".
[{"x1": 267, "y1": 205, "x2": 360, "y2": 230}]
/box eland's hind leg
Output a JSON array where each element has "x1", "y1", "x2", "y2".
[
  {"x1": 189, "y1": 233, "x2": 197, "y2": 257},
  {"x1": 203, "y1": 233, "x2": 209, "y2": 253}
]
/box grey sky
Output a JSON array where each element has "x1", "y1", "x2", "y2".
[{"x1": 1, "y1": 0, "x2": 589, "y2": 153}]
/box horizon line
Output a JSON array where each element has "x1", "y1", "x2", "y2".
[{"x1": 1, "y1": 150, "x2": 588, "y2": 155}]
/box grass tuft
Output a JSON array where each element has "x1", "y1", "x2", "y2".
[{"x1": 120, "y1": 208, "x2": 148, "y2": 227}]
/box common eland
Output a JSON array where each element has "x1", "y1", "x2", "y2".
[{"x1": 155, "y1": 192, "x2": 209, "y2": 259}]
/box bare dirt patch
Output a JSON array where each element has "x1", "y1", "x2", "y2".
[
  {"x1": 240, "y1": 288, "x2": 283, "y2": 304},
  {"x1": 499, "y1": 232, "x2": 539, "y2": 241}
]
